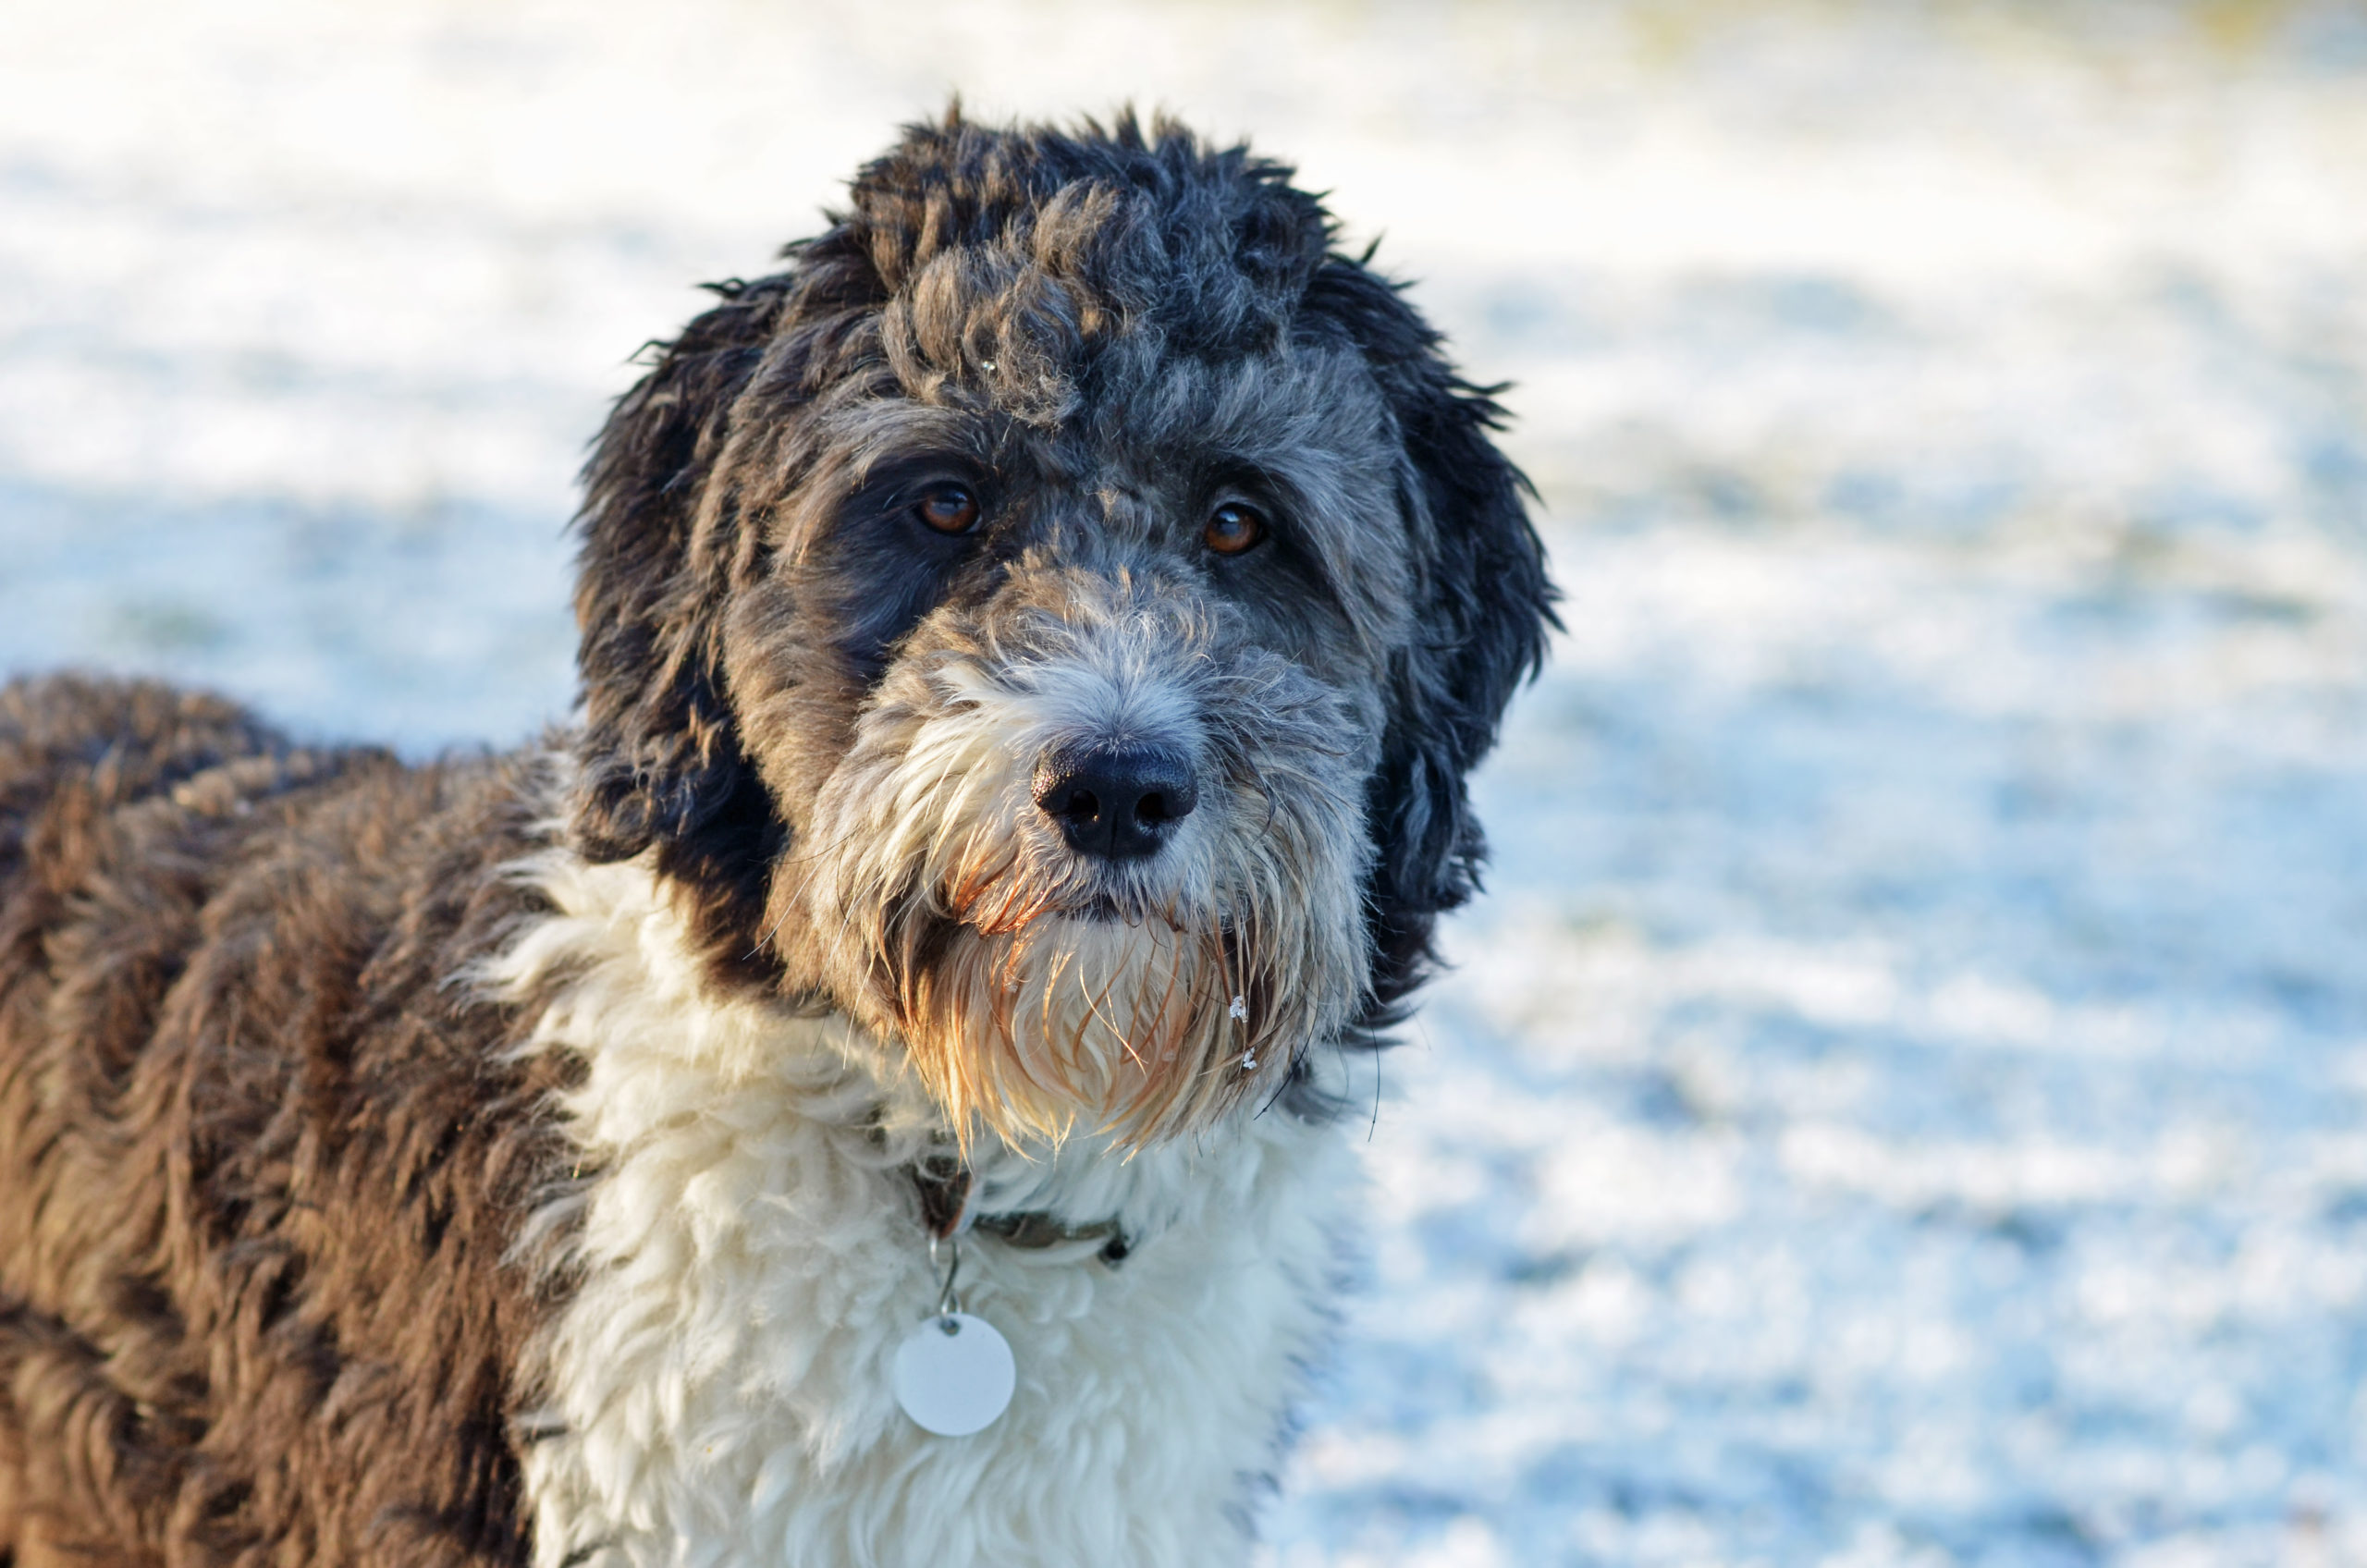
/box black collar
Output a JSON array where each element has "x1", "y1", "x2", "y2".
[{"x1": 910, "y1": 1155, "x2": 1132, "y2": 1267}]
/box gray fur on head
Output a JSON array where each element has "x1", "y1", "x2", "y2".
[{"x1": 570, "y1": 106, "x2": 1556, "y2": 1140}]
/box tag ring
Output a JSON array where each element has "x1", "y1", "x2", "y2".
[{"x1": 928, "y1": 1233, "x2": 963, "y2": 1320}]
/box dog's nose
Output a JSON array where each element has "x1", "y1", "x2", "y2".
[{"x1": 1031, "y1": 746, "x2": 1198, "y2": 861}]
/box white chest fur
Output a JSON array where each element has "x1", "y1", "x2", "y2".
[{"x1": 486, "y1": 854, "x2": 1354, "y2": 1568}]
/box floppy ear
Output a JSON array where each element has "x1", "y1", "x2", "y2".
[
  {"x1": 570, "y1": 276, "x2": 798, "y2": 958},
  {"x1": 1299, "y1": 258, "x2": 1558, "y2": 1029}
]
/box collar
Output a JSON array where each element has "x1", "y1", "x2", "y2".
[{"x1": 910, "y1": 1154, "x2": 1133, "y2": 1267}]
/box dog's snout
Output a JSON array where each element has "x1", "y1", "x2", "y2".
[{"x1": 1032, "y1": 746, "x2": 1198, "y2": 861}]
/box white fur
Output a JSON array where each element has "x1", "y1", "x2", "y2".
[{"x1": 489, "y1": 851, "x2": 1355, "y2": 1568}]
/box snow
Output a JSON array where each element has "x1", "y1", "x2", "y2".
[{"x1": 6, "y1": 2, "x2": 2366, "y2": 1562}]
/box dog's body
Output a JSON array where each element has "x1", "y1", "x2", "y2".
[{"x1": 0, "y1": 115, "x2": 1551, "y2": 1565}]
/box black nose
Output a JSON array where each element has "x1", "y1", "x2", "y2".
[{"x1": 1031, "y1": 746, "x2": 1198, "y2": 861}]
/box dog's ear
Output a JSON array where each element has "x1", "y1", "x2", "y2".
[
  {"x1": 1299, "y1": 258, "x2": 1559, "y2": 1027},
  {"x1": 570, "y1": 277, "x2": 797, "y2": 944}
]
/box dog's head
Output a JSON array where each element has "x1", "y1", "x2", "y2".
[{"x1": 568, "y1": 111, "x2": 1553, "y2": 1145}]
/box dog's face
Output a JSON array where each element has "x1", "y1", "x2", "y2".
[{"x1": 568, "y1": 115, "x2": 1553, "y2": 1145}]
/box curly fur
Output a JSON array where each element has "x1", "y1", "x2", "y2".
[
  {"x1": 0, "y1": 677, "x2": 573, "y2": 1564},
  {"x1": 0, "y1": 107, "x2": 1553, "y2": 1566}
]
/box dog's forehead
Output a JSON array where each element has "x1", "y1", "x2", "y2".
[
  {"x1": 871, "y1": 214, "x2": 1399, "y2": 496},
  {"x1": 1077, "y1": 336, "x2": 1394, "y2": 491}
]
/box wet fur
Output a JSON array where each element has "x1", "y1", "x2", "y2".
[{"x1": 0, "y1": 110, "x2": 1552, "y2": 1565}]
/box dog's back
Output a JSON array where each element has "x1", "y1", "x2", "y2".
[{"x1": 0, "y1": 675, "x2": 560, "y2": 1567}]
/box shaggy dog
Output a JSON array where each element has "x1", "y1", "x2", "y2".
[{"x1": 0, "y1": 111, "x2": 1552, "y2": 1566}]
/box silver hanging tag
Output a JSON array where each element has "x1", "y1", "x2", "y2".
[{"x1": 892, "y1": 1234, "x2": 1014, "y2": 1437}]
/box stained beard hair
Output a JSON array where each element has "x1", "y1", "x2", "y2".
[{"x1": 882, "y1": 899, "x2": 1291, "y2": 1149}]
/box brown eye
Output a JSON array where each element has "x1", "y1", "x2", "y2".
[
  {"x1": 914, "y1": 484, "x2": 980, "y2": 534},
  {"x1": 1204, "y1": 501, "x2": 1266, "y2": 556}
]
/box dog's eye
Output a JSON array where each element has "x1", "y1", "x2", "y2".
[
  {"x1": 1204, "y1": 502, "x2": 1266, "y2": 556},
  {"x1": 914, "y1": 484, "x2": 981, "y2": 535}
]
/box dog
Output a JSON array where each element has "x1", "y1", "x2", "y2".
[{"x1": 0, "y1": 110, "x2": 1553, "y2": 1566}]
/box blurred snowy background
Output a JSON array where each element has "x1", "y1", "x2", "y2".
[{"x1": 6, "y1": 1, "x2": 2367, "y2": 1562}]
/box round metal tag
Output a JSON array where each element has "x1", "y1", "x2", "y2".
[{"x1": 892, "y1": 1312, "x2": 1015, "y2": 1436}]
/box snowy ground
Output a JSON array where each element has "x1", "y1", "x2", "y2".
[{"x1": 6, "y1": 2, "x2": 2367, "y2": 1562}]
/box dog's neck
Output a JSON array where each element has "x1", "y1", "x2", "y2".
[
  {"x1": 486, "y1": 839, "x2": 1356, "y2": 1567},
  {"x1": 484, "y1": 839, "x2": 1288, "y2": 1255}
]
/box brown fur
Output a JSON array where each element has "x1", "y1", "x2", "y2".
[{"x1": 0, "y1": 676, "x2": 572, "y2": 1566}]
